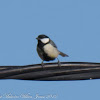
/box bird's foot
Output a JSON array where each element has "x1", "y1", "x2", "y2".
[
  {"x1": 41, "y1": 61, "x2": 44, "y2": 68},
  {"x1": 57, "y1": 58, "x2": 61, "y2": 67}
]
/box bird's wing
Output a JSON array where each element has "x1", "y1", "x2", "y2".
[
  {"x1": 37, "y1": 47, "x2": 44, "y2": 60},
  {"x1": 50, "y1": 40, "x2": 57, "y2": 48}
]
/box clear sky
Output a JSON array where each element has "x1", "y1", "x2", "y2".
[{"x1": 0, "y1": 0, "x2": 100, "y2": 100}]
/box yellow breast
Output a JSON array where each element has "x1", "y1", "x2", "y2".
[{"x1": 43, "y1": 44, "x2": 59, "y2": 58}]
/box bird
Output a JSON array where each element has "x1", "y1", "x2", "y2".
[{"x1": 36, "y1": 34, "x2": 69, "y2": 67}]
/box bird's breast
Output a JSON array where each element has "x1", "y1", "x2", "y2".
[{"x1": 43, "y1": 44, "x2": 59, "y2": 58}]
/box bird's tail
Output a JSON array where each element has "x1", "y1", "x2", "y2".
[{"x1": 59, "y1": 51, "x2": 69, "y2": 57}]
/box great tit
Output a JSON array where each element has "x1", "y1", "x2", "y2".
[{"x1": 36, "y1": 34, "x2": 68, "y2": 67}]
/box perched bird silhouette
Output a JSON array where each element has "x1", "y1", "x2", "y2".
[{"x1": 36, "y1": 34, "x2": 69, "y2": 67}]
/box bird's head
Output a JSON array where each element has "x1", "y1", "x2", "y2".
[{"x1": 36, "y1": 34, "x2": 50, "y2": 44}]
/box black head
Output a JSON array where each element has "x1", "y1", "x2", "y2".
[
  {"x1": 36, "y1": 34, "x2": 49, "y2": 39},
  {"x1": 36, "y1": 34, "x2": 50, "y2": 44}
]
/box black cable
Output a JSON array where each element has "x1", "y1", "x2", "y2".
[{"x1": 0, "y1": 62, "x2": 100, "y2": 80}]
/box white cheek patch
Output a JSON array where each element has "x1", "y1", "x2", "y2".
[{"x1": 41, "y1": 38, "x2": 49, "y2": 43}]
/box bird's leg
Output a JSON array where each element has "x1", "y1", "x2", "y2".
[
  {"x1": 57, "y1": 58, "x2": 61, "y2": 67},
  {"x1": 41, "y1": 60, "x2": 44, "y2": 68}
]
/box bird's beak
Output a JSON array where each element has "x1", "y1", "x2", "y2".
[
  {"x1": 36, "y1": 37, "x2": 38, "y2": 40},
  {"x1": 36, "y1": 37, "x2": 40, "y2": 40}
]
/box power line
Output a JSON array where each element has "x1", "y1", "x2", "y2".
[{"x1": 0, "y1": 62, "x2": 100, "y2": 80}]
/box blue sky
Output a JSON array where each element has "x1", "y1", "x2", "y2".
[{"x1": 0, "y1": 0, "x2": 100, "y2": 100}]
